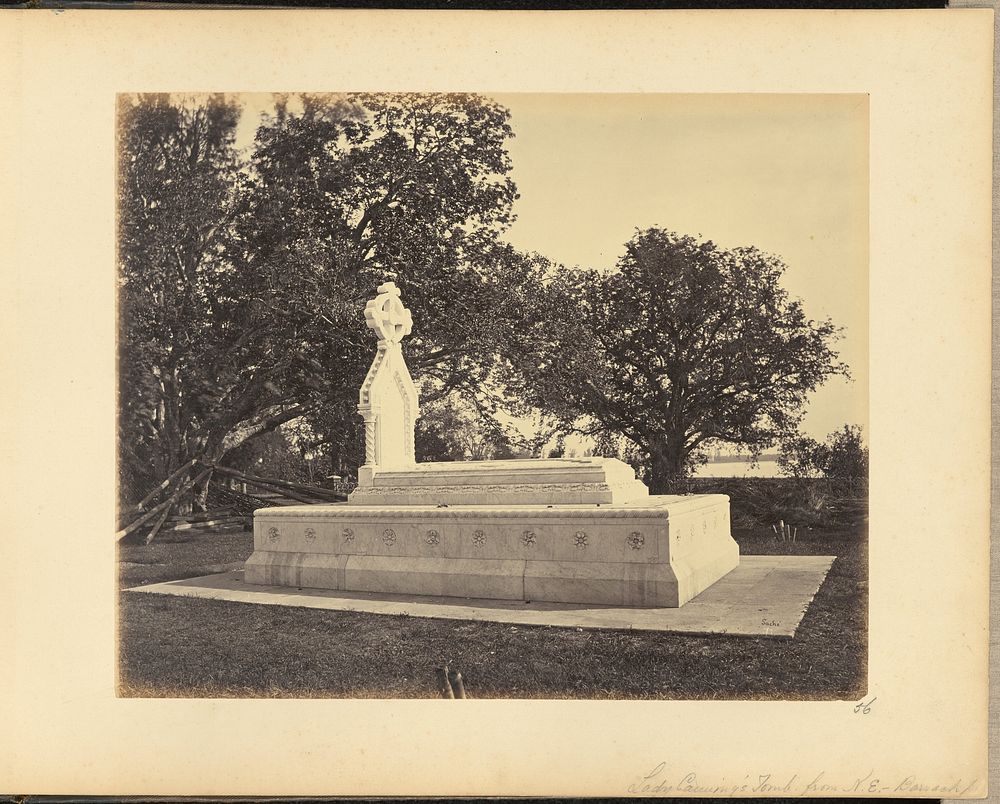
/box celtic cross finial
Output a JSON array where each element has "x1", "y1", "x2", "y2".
[
  {"x1": 363, "y1": 281, "x2": 413, "y2": 346},
  {"x1": 356, "y1": 280, "x2": 420, "y2": 478}
]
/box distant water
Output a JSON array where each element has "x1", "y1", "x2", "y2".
[{"x1": 694, "y1": 458, "x2": 782, "y2": 478}]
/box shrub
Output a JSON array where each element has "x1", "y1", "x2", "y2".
[
  {"x1": 824, "y1": 425, "x2": 868, "y2": 485},
  {"x1": 685, "y1": 476, "x2": 866, "y2": 530},
  {"x1": 779, "y1": 424, "x2": 868, "y2": 493}
]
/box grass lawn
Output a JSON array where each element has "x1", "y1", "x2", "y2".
[{"x1": 118, "y1": 525, "x2": 867, "y2": 700}]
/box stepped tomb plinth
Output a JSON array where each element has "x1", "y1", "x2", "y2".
[{"x1": 245, "y1": 281, "x2": 739, "y2": 607}]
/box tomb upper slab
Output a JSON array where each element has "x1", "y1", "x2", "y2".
[{"x1": 349, "y1": 456, "x2": 651, "y2": 506}]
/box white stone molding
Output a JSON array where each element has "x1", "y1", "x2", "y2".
[
  {"x1": 252, "y1": 494, "x2": 730, "y2": 520},
  {"x1": 356, "y1": 482, "x2": 634, "y2": 495}
]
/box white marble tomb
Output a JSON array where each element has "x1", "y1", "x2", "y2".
[{"x1": 245, "y1": 281, "x2": 739, "y2": 607}]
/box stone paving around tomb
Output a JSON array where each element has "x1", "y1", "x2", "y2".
[{"x1": 129, "y1": 555, "x2": 835, "y2": 638}]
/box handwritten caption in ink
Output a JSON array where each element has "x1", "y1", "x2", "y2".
[{"x1": 627, "y1": 762, "x2": 979, "y2": 797}]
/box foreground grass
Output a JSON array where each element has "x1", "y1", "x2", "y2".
[{"x1": 118, "y1": 526, "x2": 866, "y2": 700}]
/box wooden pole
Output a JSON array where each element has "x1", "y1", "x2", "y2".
[
  {"x1": 235, "y1": 478, "x2": 317, "y2": 505},
  {"x1": 209, "y1": 465, "x2": 326, "y2": 505},
  {"x1": 143, "y1": 498, "x2": 175, "y2": 545},
  {"x1": 174, "y1": 514, "x2": 246, "y2": 532},
  {"x1": 116, "y1": 467, "x2": 212, "y2": 540},
  {"x1": 450, "y1": 670, "x2": 467, "y2": 699},
  {"x1": 122, "y1": 457, "x2": 199, "y2": 520},
  {"x1": 246, "y1": 473, "x2": 345, "y2": 501},
  {"x1": 439, "y1": 665, "x2": 455, "y2": 699},
  {"x1": 209, "y1": 464, "x2": 344, "y2": 501},
  {"x1": 168, "y1": 508, "x2": 232, "y2": 523},
  {"x1": 116, "y1": 495, "x2": 176, "y2": 539}
]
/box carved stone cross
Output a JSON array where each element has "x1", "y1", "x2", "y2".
[
  {"x1": 364, "y1": 281, "x2": 413, "y2": 346},
  {"x1": 357, "y1": 281, "x2": 420, "y2": 481}
]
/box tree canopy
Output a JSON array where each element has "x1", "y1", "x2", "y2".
[
  {"x1": 118, "y1": 94, "x2": 853, "y2": 515},
  {"x1": 244, "y1": 93, "x2": 530, "y2": 385},
  {"x1": 118, "y1": 93, "x2": 260, "y2": 499},
  {"x1": 117, "y1": 92, "x2": 538, "y2": 506},
  {"x1": 414, "y1": 392, "x2": 528, "y2": 463},
  {"x1": 504, "y1": 228, "x2": 849, "y2": 493}
]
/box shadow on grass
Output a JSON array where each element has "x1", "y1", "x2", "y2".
[{"x1": 117, "y1": 524, "x2": 866, "y2": 700}]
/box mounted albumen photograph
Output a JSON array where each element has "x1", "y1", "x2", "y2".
[{"x1": 116, "y1": 91, "x2": 868, "y2": 700}]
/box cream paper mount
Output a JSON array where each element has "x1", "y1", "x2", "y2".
[{"x1": 0, "y1": 8, "x2": 992, "y2": 798}]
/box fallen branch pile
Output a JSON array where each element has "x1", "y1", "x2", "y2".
[{"x1": 116, "y1": 460, "x2": 349, "y2": 544}]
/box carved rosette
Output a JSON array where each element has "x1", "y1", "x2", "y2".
[
  {"x1": 425, "y1": 529, "x2": 440, "y2": 545},
  {"x1": 521, "y1": 530, "x2": 536, "y2": 547},
  {"x1": 573, "y1": 531, "x2": 588, "y2": 549},
  {"x1": 382, "y1": 528, "x2": 396, "y2": 546},
  {"x1": 304, "y1": 527, "x2": 316, "y2": 543},
  {"x1": 267, "y1": 526, "x2": 280, "y2": 543},
  {"x1": 626, "y1": 531, "x2": 644, "y2": 550},
  {"x1": 471, "y1": 529, "x2": 486, "y2": 546}
]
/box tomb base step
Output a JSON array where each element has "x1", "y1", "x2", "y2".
[
  {"x1": 245, "y1": 495, "x2": 739, "y2": 608},
  {"x1": 244, "y1": 551, "x2": 739, "y2": 608}
]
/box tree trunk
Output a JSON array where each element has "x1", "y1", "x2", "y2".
[
  {"x1": 193, "y1": 468, "x2": 214, "y2": 512},
  {"x1": 647, "y1": 438, "x2": 689, "y2": 495},
  {"x1": 121, "y1": 456, "x2": 199, "y2": 520},
  {"x1": 219, "y1": 403, "x2": 312, "y2": 454},
  {"x1": 129, "y1": 404, "x2": 313, "y2": 523}
]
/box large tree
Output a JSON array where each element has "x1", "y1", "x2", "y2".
[
  {"x1": 118, "y1": 93, "x2": 265, "y2": 502},
  {"x1": 244, "y1": 93, "x2": 544, "y2": 447},
  {"x1": 118, "y1": 93, "x2": 369, "y2": 509},
  {"x1": 505, "y1": 228, "x2": 848, "y2": 493},
  {"x1": 118, "y1": 92, "x2": 539, "y2": 510}
]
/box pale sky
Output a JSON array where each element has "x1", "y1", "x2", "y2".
[
  {"x1": 234, "y1": 92, "x2": 868, "y2": 442},
  {"x1": 491, "y1": 93, "x2": 868, "y2": 442}
]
